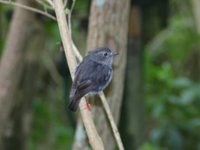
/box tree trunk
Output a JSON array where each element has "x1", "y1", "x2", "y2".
[
  {"x1": 192, "y1": 0, "x2": 200, "y2": 33},
  {"x1": 120, "y1": 6, "x2": 146, "y2": 149},
  {"x1": 0, "y1": 0, "x2": 35, "y2": 147},
  {"x1": 191, "y1": 0, "x2": 200, "y2": 81},
  {"x1": 3, "y1": 22, "x2": 47, "y2": 150},
  {"x1": 86, "y1": 0, "x2": 130, "y2": 149}
]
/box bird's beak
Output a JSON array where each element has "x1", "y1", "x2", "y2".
[{"x1": 112, "y1": 50, "x2": 119, "y2": 56}]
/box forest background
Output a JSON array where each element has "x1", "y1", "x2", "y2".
[{"x1": 0, "y1": 0, "x2": 200, "y2": 150}]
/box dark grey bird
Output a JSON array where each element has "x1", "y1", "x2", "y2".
[{"x1": 68, "y1": 47, "x2": 118, "y2": 112}]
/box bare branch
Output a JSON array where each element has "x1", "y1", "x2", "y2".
[
  {"x1": 0, "y1": 0, "x2": 56, "y2": 20},
  {"x1": 36, "y1": 0, "x2": 54, "y2": 10},
  {"x1": 52, "y1": 0, "x2": 104, "y2": 149},
  {"x1": 72, "y1": 42, "x2": 83, "y2": 62},
  {"x1": 99, "y1": 92, "x2": 125, "y2": 150},
  {"x1": 68, "y1": 0, "x2": 76, "y2": 36},
  {"x1": 63, "y1": 0, "x2": 68, "y2": 8},
  {"x1": 45, "y1": 0, "x2": 54, "y2": 7}
]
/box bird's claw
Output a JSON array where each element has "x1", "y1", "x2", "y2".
[{"x1": 86, "y1": 102, "x2": 91, "y2": 110}]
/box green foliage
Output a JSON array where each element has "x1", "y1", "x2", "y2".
[
  {"x1": 0, "y1": 5, "x2": 13, "y2": 55},
  {"x1": 147, "y1": 16, "x2": 200, "y2": 61},
  {"x1": 29, "y1": 92, "x2": 74, "y2": 150},
  {"x1": 140, "y1": 143, "x2": 161, "y2": 150},
  {"x1": 44, "y1": 22, "x2": 61, "y2": 46},
  {"x1": 145, "y1": 14, "x2": 200, "y2": 150}
]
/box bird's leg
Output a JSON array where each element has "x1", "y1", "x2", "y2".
[
  {"x1": 80, "y1": 96, "x2": 91, "y2": 111},
  {"x1": 85, "y1": 96, "x2": 91, "y2": 110}
]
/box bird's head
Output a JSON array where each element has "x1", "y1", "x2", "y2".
[{"x1": 89, "y1": 47, "x2": 118, "y2": 65}]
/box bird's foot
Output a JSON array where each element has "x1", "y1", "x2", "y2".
[{"x1": 86, "y1": 102, "x2": 91, "y2": 110}]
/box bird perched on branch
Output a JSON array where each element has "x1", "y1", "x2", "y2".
[{"x1": 68, "y1": 47, "x2": 118, "y2": 112}]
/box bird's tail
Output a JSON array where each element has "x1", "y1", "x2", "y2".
[{"x1": 68, "y1": 97, "x2": 81, "y2": 112}]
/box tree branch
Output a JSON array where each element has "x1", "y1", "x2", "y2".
[
  {"x1": 0, "y1": 0, "x2": 35, "y2": 147},
  {"x1": 52, "y1": 0, "x2": 104, "y2": 149},
  {"x1": 0, "y1": 0, "x2": 56, "y2": 20},
  {"x1": 67, "y1": 0, "x2": 76, "y2": 36},
  {"x1": 99, "y1": 92, "x2": 124, "y2": 150}
]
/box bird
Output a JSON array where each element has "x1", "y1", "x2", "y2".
[{"x1": 68, "y1": 47, "x2": 119, "y2": 112}]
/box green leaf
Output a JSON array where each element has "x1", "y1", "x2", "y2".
[{"x1": 64, "y1": 8, "x2": 70, "y2": 14}]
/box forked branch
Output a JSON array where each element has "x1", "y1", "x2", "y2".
[{"x1": 53, "y1": 0, "x2": 104, "y2": 150}]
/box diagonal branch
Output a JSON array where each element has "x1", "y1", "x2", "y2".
[
  {"x1": 52, "y1": 0, "x2": 104, "y2": 150},
  {"x1": 99, "y1": 92, "x2": 124, "y2": 150}
]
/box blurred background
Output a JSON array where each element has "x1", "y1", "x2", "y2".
[{"x1": 0, "y1": 0, "x2": 200, "y2": 150}]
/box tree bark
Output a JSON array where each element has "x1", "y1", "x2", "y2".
[
  {"x1": 0, "y1": 0, "x2": 35, "y2": 147},
  {"x1": 192, "y1": 0, "x2": 200, "y2": 33},
  {"x1": 191, "y1": 0, "x2": 200, "y2": 81},
  {"x1": 3, "y1": 22, "x2": 46, "y2": 150},
  {"x1": 120, "y1": 6, "x2": 146, "y2": 149},
  {"x1": 86, "y1": 0, "x2": 130, "y2": 149}
]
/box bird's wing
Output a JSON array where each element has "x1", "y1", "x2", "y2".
[
  {"x1": 69, "y1": 87, "x2": 76, "y2": 98},
  {"x1": 69, "y1": 62, "x2": 86, "y2": 98},
  {"x1": 71, "y1": 80, "x2": 94, "y2": 99},
  {"x1": 77, "y1": 80, "x2": 92, "y2": 91},
  {"x1": 70, "y1": 59, "x2": 110, "y2": 98}
]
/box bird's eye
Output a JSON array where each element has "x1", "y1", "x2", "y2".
[{"x1": 104, "y1": 52, "x2": 108, "y2": 56}]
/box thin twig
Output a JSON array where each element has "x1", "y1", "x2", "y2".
[
  {"x1": 72, "y1": 42, "x2": 83, "y2": 62},
  {"x1": 99, "y1": 92, "x2": 125, "y2": 150},
  {"x1": 65, "y1": 0, "x2": 82, "y2": 61},
  {"x1": 0, "y1": 0, "x2": 56, "y2": 20},
  {"x1": 63, "y1": 0, "x2": 68, "y2": 8},
  {"x1": 45, "y1": 0, "x2": 54, "y2": 7},
  {"x1": 68, "y1": 0, "x2": 76, "y2": 36},
  {"x1": 36, "y1": 0, "x2": 53, "y2": 10},
  {"x1": 52, "y1": 0, "x2": 104, "y2": 149}
]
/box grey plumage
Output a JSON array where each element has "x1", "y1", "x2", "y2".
[{"x1": 68, "y1": 47, "x2": 118, "y2": 112}]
